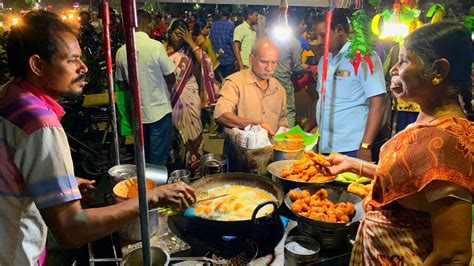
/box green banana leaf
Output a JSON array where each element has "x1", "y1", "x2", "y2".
[{"x1": 274, "y1": 125, "x2": 319, "y2": 146}]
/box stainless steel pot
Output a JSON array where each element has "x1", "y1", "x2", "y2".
[
  {"x1": 121, "y1": 247, "x2": 169, "y2": 266},
  {"x1": 284, "y1": 235, "x2": 320, "y2": 265},
  {"x1": 108, "y1": 164, "x2": 168, "y2": 186},
  {"x1": 272, "y1": 139, "x2": 305, "y2": 162},
  {"x1": 108, "y1": 168, "x2": 163, "y2": 242},
  {"x1": 298, "y1": 221, "x2": 352, "y2": 251},
  {"x1": 272, "y1": 148, "x2": 304, "y2": 162},
  {"x1": 169, "y1": 169, "x2": 194, "y2": 184},
  {"x1": 200, "y1": 153, "x2": 228, "y2": 176},
  {"x1": 118, "y1": 211, "x2": 159, "y2": 242}
]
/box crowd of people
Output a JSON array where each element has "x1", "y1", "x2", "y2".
[
  {"x1": 0, "y1": 5, "x2": 472, "y2": 266},
  {"x1": 103, "y1": 5, "x2": 335, "y2": 174}
]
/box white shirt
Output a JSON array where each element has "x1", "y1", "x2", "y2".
[{"x1": 115, "y1": 32, "x2": 176, "y2": 124}]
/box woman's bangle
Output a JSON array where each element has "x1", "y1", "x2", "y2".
[
  {"x1": 358, "y1": 161, "x2": 364, "y2": 177},
  {"x1": 192, "y1": 46, "x2": 200, "y2": 53}
]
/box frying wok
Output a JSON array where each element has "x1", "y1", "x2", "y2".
[
  {"x1": 169, "y1": 172, "x2": 283, "y2": 235},
  {"x1": 284, "y1": 185, "x2": 364, "y2": 229},
  {"x1": 267, "y1": 160, "x2": 335, "y2": 193}
]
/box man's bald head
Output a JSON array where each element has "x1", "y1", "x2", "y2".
[
  {"x1": 250, "y1": 37, "x2": 278, "y2": 57},
  {"x1": 249, "y1": 37, "x2": 279, "y2": 81}
]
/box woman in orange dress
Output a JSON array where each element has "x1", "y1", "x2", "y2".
[{"x1": 327, "y1": 21, "x2": 473, "y2": 265}]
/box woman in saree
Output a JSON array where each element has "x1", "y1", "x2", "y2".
[
  {"x1": 326, "y1": 21, "x2": 473, "y2": 265},
  {"x1": 166, "y1": 19, "x2": 219, "y2": 175},
  {"x1": 193, "y1": 20, "x2": 220, "y2": 72}
]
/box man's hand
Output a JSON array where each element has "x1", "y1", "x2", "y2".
[
  {"x1": 76, "y1": 177, "x2": 95, "y2": 194},
  {"x1": 260, "y1": 122, "x2": 276, "y2": 136},
  {"x1": 356, "y1": 148, "x2": 372, "y2": 162},
  {"x1": 149, "y1": 182, "x2": 196, "y2": 210}
]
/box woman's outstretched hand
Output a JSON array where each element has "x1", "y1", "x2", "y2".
[{"x1": 325, "y1": 155, "x2": 357, "y2": 176}]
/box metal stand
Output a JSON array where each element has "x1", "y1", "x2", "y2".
[
  {"x1": 317, "y1": 9, "x2": 334, "y2": 153},
  {"x1": 119, "y1": 1, "x2": 151, "y2": 265},
  {"x1": 88, "y1": 236, "x2": 121, "y2": 266},
  {"x1": 101, "y1": 0, "x2": 120, "y2": 166}
]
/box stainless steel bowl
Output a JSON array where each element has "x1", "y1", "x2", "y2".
[
  {"x1": 284, "y1": 235, "x2": 320, "y2": 265},
  {"x1": 272, "y1": 139, "x2": 305, "y2": 162},
  {"x1": 121, "y1": 247, "x2": 169, "y2": 266},
  {"x1": 108, "y1": 164, "x2": 168, "y2": 186}
]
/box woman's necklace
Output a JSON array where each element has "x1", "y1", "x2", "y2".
[{"x1": 426, "y1": 108, "x2": 464, "y2": 123}]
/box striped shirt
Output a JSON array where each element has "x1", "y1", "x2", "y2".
[{"x1": 0, "y1": 79, "x2": 81, "y2": 266}]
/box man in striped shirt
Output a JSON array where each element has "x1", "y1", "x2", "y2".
[{"x1": 0, "y1": 11, "x2": 195, "y2": 266}]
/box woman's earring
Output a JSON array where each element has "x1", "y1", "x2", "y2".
[{"x1": 432, "y1": 77, "x2": 442, "y2": 85}]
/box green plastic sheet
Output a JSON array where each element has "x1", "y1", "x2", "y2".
[{"x1": 274, "y1": 125, "x2": 319, "y2": 147}]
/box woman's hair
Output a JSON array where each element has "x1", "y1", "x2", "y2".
[
  {"x1": 192, "y1": 20, "x2": 207, "y2": 37},
  {"x1": 405, "y1": 21, "x2": 473, "y2": 120},
  {"x1": 167, "y1": 19, "x2": 187, "y2": 45}
]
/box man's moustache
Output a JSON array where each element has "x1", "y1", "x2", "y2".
[{"x1": 73, "y1": 74, "x2": 87, "y2": 83}]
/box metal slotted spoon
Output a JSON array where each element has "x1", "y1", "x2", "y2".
[
  {"x1": 169, "y1": 256, "x2": 227, "y2": 264},
  {"x1": 210, "y1": 239, "x2": 259, "y2": 265},
  {"x1": 170, "y1": 240, "x2": 258, "y2": 265}
]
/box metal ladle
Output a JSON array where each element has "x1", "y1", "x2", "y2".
[{"x1": 148, "y1": 194, "x2": 230, "y2": 214}]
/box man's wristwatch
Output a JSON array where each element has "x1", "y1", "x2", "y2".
[{"x1": 360, "y1": 142, "x2": 372, "y2": 149}]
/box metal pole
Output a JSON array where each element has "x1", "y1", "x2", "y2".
[
  {"x1": 279, "y1": 0, "x2": 288, "y2": 25},
  {"x1": 317, "y1": 10, "x2": 333, "y2": 153},
  {"x1": 101, "y1": 0, "x2": 121, "y2": 166},
  {"x1": 119, "y1": 1, "x2": 151, "y2": 265}
]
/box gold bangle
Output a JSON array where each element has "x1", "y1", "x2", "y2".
[{"x1": 192, "y1": 46, "x2": 200, "y2": 53}]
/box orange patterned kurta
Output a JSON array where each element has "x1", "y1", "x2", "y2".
[{"x1": 350, "y1": 117, "x2": 473, "y2": 266}]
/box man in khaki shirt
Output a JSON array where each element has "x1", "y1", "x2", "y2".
[{"x1": 214, "y1": 37, "x2": 288, "y2": 136}]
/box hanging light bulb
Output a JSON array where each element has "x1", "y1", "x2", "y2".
[
  {"x1": 11, "y1": 17, "x2": 20, "y2": 26},
  {"x1": 271, "y1": 0, "x2": 292, "y2": 42},
  {"x1": 379, "y1": 3, "x2": 409, "y2": 40}
]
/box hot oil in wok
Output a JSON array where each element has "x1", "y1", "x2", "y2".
[{"x1": 194, "y1": 185, "x2": 276, "y2": 221}]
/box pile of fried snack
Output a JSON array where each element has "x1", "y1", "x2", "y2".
[
  {"x1": 273, "y1": 133, "x2": 305, "y2": 150},
  {"x1": 114, "y1": 178, "x2": 156, "y2": 198},
  {"x1": 279, "y1": 151, "x2": 334, "y2": 183},
  {"x1": 289, "y1": 188, "x2": 355, "y2": 223},
  {"x1": 347, "y1": 181, "x2": 374, "y2": 198}
]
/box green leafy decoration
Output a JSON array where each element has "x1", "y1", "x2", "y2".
[
  {"x1": 346, "y1": 9, "x2": 376, "y2": 60},
  {"x1": 368, "y1": 0, "x2": 382, "y2": 8},
  {"x1": 400, "y1": 4, "x2": 421, "y2": 25},
  {"x1": 464, "y1": 16, "x2": 474, "y2": 33},
  {"x1": 24, "y1": 0, "x2": 35, "y2": 7},
  {"x1": 426, "y1": 4, "x2": 445, "y2": 18},
  {"x1": 380, "y1": 10, "x2": 392, "y2": 22}
]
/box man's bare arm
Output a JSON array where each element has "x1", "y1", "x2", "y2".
[
  {"x1": 40, "y1": 183, "x2": 195, "y2": 247},
  {"x1": 232, "y1": 41, "x2": 244, "y2": 70}
]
